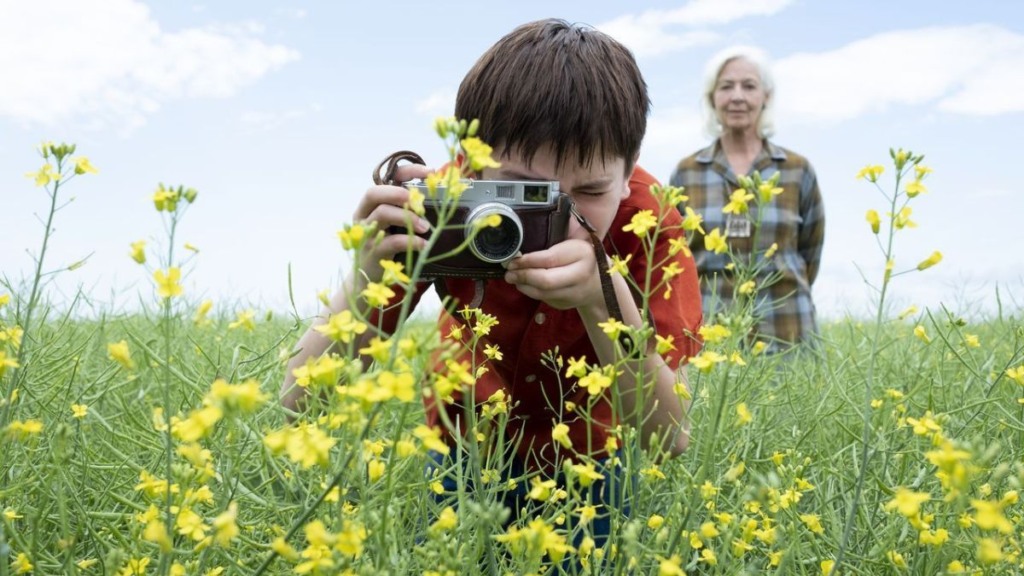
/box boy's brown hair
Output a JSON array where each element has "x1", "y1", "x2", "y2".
[{"x1": 456, "y1": 18, "x2": 650, "y2": 175}]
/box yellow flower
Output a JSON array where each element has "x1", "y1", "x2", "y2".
[
  {"x1": 195, "y1": 299, "x2": 213, "y2": 325},
  {"x1": 431, "y1": 506, "x2": 458, "y2": 532},
  {"x1": 856, "y1": 164, "x2": 884, "y2": 182},
  {"x1": 703, "y1": 227, "x2": 728, "y2": 254},
  {"x1": 106, "y1": 340, "x2": 135, "y2": 369},
  {"x1": 12, "y1": 552, "x2": 33, "y2": 574},
  {"x1": 338, "y1": 223, "x2": 368, "y2": 250},
  {"x1": 964, "y1": 333, "x2": 980, "y2": 348},
  {"x1": 152, "y1": 184, "x2": 180, "y2": 212},
  {"x1": 597, "y1": 318, "x2": 627, "y2": 341},
  {"x1": 208, "y1": 379, "x2": 269, "y2": 413},
  {"x1": 26, "y1": 163, "x2": 60, "y2": 187},
  {"x1": 690, "y1": 351, "x2": 726, "y2": 373},
  {"x1": 551, "y1": 423, "x2": 572, "y2": 449},
  {"x1": 0, "y1": 293, "x2": 9, "y2": 308},
  {"x1": 735, "y1": 402, "x2": 752, "y2": 426},
  {"x1": 130, "y1": 240, "x2": 146, "y2": 264},
  {"x1": 0, "y1": 351, "x2": 20, "y2": 378},
  {"x1": 1005, "y1": 366, "x2": 1024, "y2": 386},
  {"x1": 460, "y1": 137, "x2": 501, "y2": 172},
  {"x1": 723, "y1": 189, "x2": 753, "y2": 214},
  {"x1": 916, "y1": 251, "x2": 942, "y2": 271},
  {"x1": 977, "y1": 537, "x2": 1003, "y2": 565},
  {"x1": 913, "y1": 325, "x2": 931, "y2": 344},
  {"x1": 971, "y1": 498, "x2": 1013, "y2": 533},
  {"x1": 362, "y1": 282, "x2": 396, "y2": 307},
  {"x1": 820, "y1": 559, "x2": 835, "y2": 575},
  {"x1": 892, "y1": 206, "x2": 917, "y2": 229},
  {"x1": 887, "y1": 550, "x2": 907, "y2": 568},
  {"x1": 897, "y1": 305, "x2": 918, "y2": 320},
  {"x1": 738, "y1": 280, "x2": 756, "y2": 295},
  {"x1": 176, "y1": 507, "x2": 209, "y2": 541},
  {"x1": 379, "y1": 260, "x2": 411, "y2": 285},
  {"x1": 184, "y1": 242, "x2": 199, "y2": 253},
  {"x1": 647, "y1": 514, "x2": 665, "y2": 530},
  {"x1": 656, "y1": 334, "x2": 675, "y2": 355},
  {"x1": 764, "y1": 242, "x2": 778, "y2": 258},
  {"x1": 153, "y1": 267, "x2": 184, "y2": 299},
  {"x1": 228, "y1": 309, "x2": 256, "y2": 331},
  {"x1": 406, "y1": 185, "x2": 425, "y2": 215},
  {"x1": 3, "y1": 508, "x2": 22, "y2": 521},
  {"x1": 579, "y1": 368, "x2": 613, "y2": 396},
  {"x1": 71, "y1": 404, "x2": 89, "y2": 419},
  {"x1": 608, "y1": 254, "x2": 631, "y2": 276},
  {"x1": 884, "y1": 487, "x2": 930, "y2": 518},
  {"x1": 865, "y1": 209, "x2": 880, "y2": 234},
  {"x1": 657, "y1": 555, "x2": 685, "y2": 576},
  {"x1": 367, "y1": 459, "x2": 386, "y2": 482},
  {"x1": 171, "y1": 405, "x2": 223, "y2": 442},
  {"x1": 915, "y1": 165, "x2": 933, "y2": 180},
  {"x1": 74, "y1": 156, "x2": 98, "y2": 175},
  {"x1": 919, "y1": 528, "x2": 949, "y2": 546},
  {"x1": 757, "y1": 182, "x2": 784, "y2": 204},
  {"x1": 314, "y1": 310, "x2": 368, "y2": 343},
  {"x1": 905, "y1": 180, "x2": 927, "y2": 198},
  {"x1": 681, "y1": 206, "x2": 705, "y2": 233},
  {"x1": 800, "y1": 514, "x2": 824, "y2": 534},
  {"x1": 623, "y1": 209, "x2": 658, "y2": 236},
  {"x1": 76, "y1": 559, "x2": 99, "y2": 570}
]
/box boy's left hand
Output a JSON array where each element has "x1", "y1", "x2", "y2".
[{"x1": 503, "y1": 232, "x2": 605, "y2": 311}]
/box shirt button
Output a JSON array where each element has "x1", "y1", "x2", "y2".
[
  {"x1": 525, "y1": 374, "x2": 537, "y2": 383},
  {"x1": 534, "y1": 313, "x2": 546, "y2": 325}
]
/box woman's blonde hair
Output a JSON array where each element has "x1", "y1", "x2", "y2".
[{"x1": 701, "y1": 45, "x2": 775, "y2": 139}]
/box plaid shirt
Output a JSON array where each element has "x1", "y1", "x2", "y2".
[{"x1": 669, "y1": 140, "x2": 824, "y2": 350}]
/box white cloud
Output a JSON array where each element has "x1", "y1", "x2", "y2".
[
  {"x1": 0, "y1": 0, "x2": 300, "y2": 130},
  {"x1": 597, "y1": 0, "x2": 793, "y2": 58},
  {"x1": 773, "y1": 24, "x2": 1024, "y2": 125}
]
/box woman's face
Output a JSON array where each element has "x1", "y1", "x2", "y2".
[{"x1": 711, "y1": 57, "x2": 768, "y2": 135}]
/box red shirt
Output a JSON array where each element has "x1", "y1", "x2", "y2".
[{"x1": 376, "y1": 166, "x2": 702, "y2": 470}]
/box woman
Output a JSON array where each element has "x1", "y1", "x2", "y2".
[{"x1": 670, "y1": 45, "x2": 824, "y2": 351}]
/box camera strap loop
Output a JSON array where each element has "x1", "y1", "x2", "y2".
[{"x1": 372, "y1": 150, "x2": 426, "y2": 186}]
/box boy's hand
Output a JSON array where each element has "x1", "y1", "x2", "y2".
[
  {"x1": 352, "y1": 163, "x2": 433, "y2": 280},
  {"x1": 502, "y1": 228, "x2": 605, "y2": 312}
]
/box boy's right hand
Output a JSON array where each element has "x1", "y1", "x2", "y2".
[{"x1": 352, "y1": 162, "x2": 433, "y2": 281}]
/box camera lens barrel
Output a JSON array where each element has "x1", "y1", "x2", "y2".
[{"x1": 465, "y1": 203, "x2": 524, "y2": 263}]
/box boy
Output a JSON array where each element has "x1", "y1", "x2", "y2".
[{"x1": 281, "y1": 16, "x2": 702, "y2": 544}]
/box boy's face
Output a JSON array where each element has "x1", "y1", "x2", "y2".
[{"x1": 481, "y1": 145, "x2": 631, "y2": 242}]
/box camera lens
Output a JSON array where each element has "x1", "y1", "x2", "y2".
[{"x1": 466, "y1": 203, "x2": 523, "y2": 263}]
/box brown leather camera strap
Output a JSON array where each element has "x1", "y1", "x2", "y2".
[{"x1": 373, "y1": 150, "x2": 426, "y2": 186}]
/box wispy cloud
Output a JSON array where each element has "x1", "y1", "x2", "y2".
[
  {"x1": 0, "y1": 0, "x2": 300, "y2": 130},
  {"x1": 774, "y1": 24, "x2": 1024, "y2": 124},
  {"x1": 598, "y1": 0, "x2": 794, "y2": 57}
]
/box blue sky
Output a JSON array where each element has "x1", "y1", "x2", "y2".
[{"x1": 2, "y1": 0, "x2": 1022, "y2": 321}]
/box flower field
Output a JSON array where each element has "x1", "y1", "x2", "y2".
[{"x1": 2, "y1": 136, "x2": 1024, "y2": 575}]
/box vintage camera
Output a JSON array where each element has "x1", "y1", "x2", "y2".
[{"x1": 403, "y1": 179, "x2": 572, "y2": 279}]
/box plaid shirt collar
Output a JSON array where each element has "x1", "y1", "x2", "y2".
[{"x1": 695, "y1": 139, "x2": 789, "y2": 185}]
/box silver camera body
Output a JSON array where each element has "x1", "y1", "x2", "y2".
[{"x1": 407, "y1": 179, "x2": 572, "y2": 279}]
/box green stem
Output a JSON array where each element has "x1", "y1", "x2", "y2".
[{"x1": 832, "y1": 166, "x2": 904, "y2": 574}]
